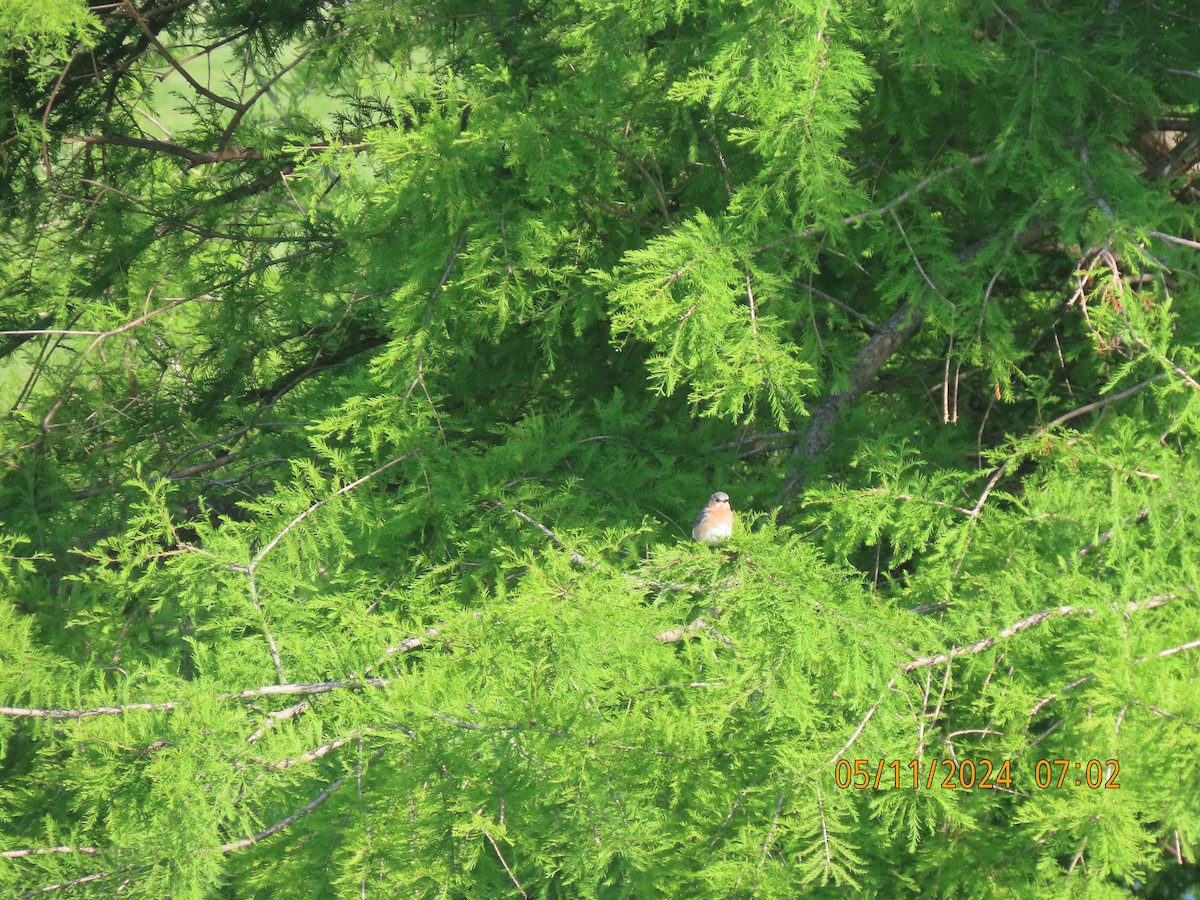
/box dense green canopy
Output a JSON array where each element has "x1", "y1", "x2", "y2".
[{"x1": 2, "y1": 0, "x2": 1199, "y2": 895}]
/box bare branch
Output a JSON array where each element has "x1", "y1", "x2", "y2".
[
  {"x1": 66, "y1": 133, "x2": 263, "y2": 166},
  {"x1": 779, "y1": 200, "x2": 1077, "y2": 500},
  {"x1": 218, "y1": 772, "x2": 350, "y2": 851},
  {"x1": 1, "y1": 846, "x2": 100, "y2": 859},
  {"x1": 757, "y1": 154, "x2": 993, "y2": 253},
  {"x1": 230, "y1": 679, "x2": 393, "y2": 700},
  {"x1": 256, "y1": 734, "x2": 358, "y2": 771},
  {"x1": 250, "y1": 450, "x2": 420, "y2": 572},
  {"x1": 484, "y1": 828, "x2": 529, "y2": 899},
  {"x1": 783, "y1": 301, "x2": 924, "y2": 493},
  {"x1": 219, "y1": 48, "x2": 312, "y2": 149},
  {"x1": 827, "y1": 677, "x2": 897, "y2": 764},
  {"x1": 0, "y1": 702, "x2": 175, "y2": 719},
  {"x1": 1, "y1": 676, "x2": 401, "y2": 719},
  {"x1": 119, "y1": 0, "x2": 240, "y2": 109},
  {"x1": 19, "y1": 868, "x2": 125, "y2": 898},
  {"x1": 362, "y1": 629, "x2": 438, "y2": 677},
  {"x1": 905, "y1": 593, "x2": 1181, "y2": 673},
  {"x1": 246, "y1": 571, "x2": 287, "y2": 685},
  {"x1": 815, "y1": 780, "x2": 832, "y2": 869},
  {"x1": 654, "y1": 618, "x2": 709, "y2": 643},
  {"x1": 246, "y1": 700, "x2": 310, "y2": 744},
  {"x1": 1139, "y1": 637, "x2": 1200, "y2": 662},
  {"x1": 502, "y1": 503, "x2": 590, "y2": 567},
  {"x1": 1029, "y1": 674, "x2": 1097, "y2": 718},
  {"x1": 756, "y1": 793, "x2": 786, "y2": 871}
]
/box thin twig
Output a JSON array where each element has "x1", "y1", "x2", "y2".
[
  {"x1": 247, "y1": 572, "x2": 286, "y2": 684},
  {"x1": 710, "y1": 788, "x2": 753, "y2": 847},
  {"x1": 1029, "y1": 674, "x2": 1098, "y2": 718},
  {"x1": 969, "y1": 375, "x2": 1165, "y2": 518},
  {"x1": 0, "y1": 680, "x2": 389, "y2": 718},
  {"x1": 250, "y1": 451, "x2": 419, "y2": 571},
  {"x1": 120, "y1": 0, "x2": 239, "y2": 109},
  {"x1": 219, "y1": 48, "x2": 312, "y2": 149},
  {"x1": 218, "y1": 773, "x2": 349, "y2": 851},
  {"x1": 757, "y1": 155, "x2": 993, "y2": 253},
  {"x1": 816, "y1": 780, "x2": 832, "y2": 869},
  {"x1": 756, "y1": 793, "x2": 786, "y2": 871},
  {"x1": 503, "y1": 504, "x2": 589, "y2": 567},
  {"x1": 827, "y1": 677, "x2": 897, "y2": 764},
  {"x1": 19, "y1": 868, "x2": 128, "y2": 898},
  {"x1": 483, "y1": 829, "x2": 529, "y2": 899}
]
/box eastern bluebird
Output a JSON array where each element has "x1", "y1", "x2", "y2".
[{"x1": 692, "y1": 491, "x2": 733, "y2": 545}]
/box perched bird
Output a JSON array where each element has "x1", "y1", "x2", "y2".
[{"x1": 692, "y1": 491, "x2": 733, "y2": 545}]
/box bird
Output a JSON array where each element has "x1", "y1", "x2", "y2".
[{"x1": 692, "y1": 491, "x2": 733, "y2": 545}]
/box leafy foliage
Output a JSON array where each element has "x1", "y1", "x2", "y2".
[{"x1": 2, "y1": 0, "x2": 1200, "y2": 896}]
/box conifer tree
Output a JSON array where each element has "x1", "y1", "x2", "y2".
[{"x1": 2, "y1": 0, "x2": 1199, "y2": 895}]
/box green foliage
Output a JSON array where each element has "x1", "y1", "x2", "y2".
[
  {"x1": 2, "y1": 0, "x2": 1200, "y2": 896},
  {"x1": 603, "y1": 213, "x2": 814, "y2": 424}
]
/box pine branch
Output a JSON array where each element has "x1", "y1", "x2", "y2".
[
  {"x1": 966, "y1": 375, "x2": 1166, "y2": 519},
  {"x1": 1030, "y1": 635, "x2": 1200, "y2": 719},
  {"x1": 830, "y1": 593, "x2": 1187, "y2": 759},
  {"x1": 0, "y1": 702, "x2": 177, "y2": 719}
]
